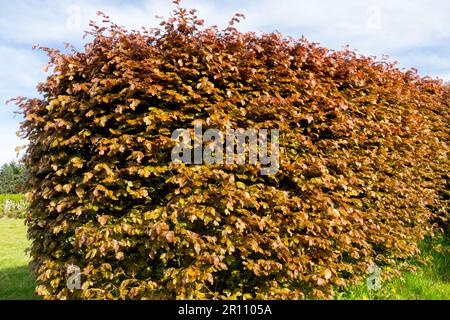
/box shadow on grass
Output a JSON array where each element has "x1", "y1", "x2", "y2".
[{"x1": 0, "y1": 266, "x2": 39, "y2": 300}]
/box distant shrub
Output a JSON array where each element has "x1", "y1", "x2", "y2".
[
  {"x1": 14, "y1": 2, "x2": 449, "y2": 299},
  {"x1": 0, "y1": 194, "x2": 27, "y2": 218}
]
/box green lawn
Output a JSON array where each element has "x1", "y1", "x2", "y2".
[
  {"x1": 338, "y1": 236, "x2": 450, "y2": 300},
  {"x1": 0, "y1": 219, "x2": 37, "y2": 299},
  {"x1": 0, "y1": 218, "x2": 448, "y2": 300}
]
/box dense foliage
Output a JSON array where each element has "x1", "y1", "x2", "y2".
[
  {"x1": 0, "y1": 162, "x2": 26, "y2": 194},
  {"x1": 14, "y1": 2, "x2": 449, "y2": 299}
]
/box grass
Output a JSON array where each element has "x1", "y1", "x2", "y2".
[
  {"x1": 0, "y1": 219, "x2": 37, "y2": 299},
  {"x1": 337, "y1": 236, "x2": 450, "y2": 300},
  {"x1": 0, "y1": 217, "x2": 448, "y2": 300}
]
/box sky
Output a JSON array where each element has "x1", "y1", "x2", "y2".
[{"x1": 0, "y1": 0, "x2": 449, "y2": 166}]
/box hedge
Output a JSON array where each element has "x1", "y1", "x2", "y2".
[{"x1": 14, "y1": 2, "x2": 449, "y2": 299}]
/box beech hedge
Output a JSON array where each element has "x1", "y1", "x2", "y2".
[{"x1": 14, "y1": 2, "x2": 449, "y2": 299}]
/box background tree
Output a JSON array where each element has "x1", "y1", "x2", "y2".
[{"x1": 0, "y1": 161, "x2": 26, "y2": 194}]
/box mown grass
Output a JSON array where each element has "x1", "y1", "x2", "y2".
[
  {"x1": 0, "y1": 218, "x2": 448, "y2": 300},
  {"x1": 0, "y1": 219, "x2": 38, "y2": 299},
  {"x1": 337, "y1": 236, "x2": 450, "y2": 300}
]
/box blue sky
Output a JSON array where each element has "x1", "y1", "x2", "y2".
[{"x1": 1, "y1": 0, "x2": 449, "y2": 165}]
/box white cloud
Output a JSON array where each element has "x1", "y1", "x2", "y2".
[
  {"x1": 0, "y1": 131, "x2": 26, "y2": 165},
  {"x1": 0, "y1": 0, "x2": 181, "y2": 47},
  {"x1": 0, "y1": 46, "x2": 47, "y2": 101},
  {"x1": 436, "y1": 71, "x2": 450, "y2": 82},
  {"x1": 0, "y1": 46, "x2": 41, "y2": 164},
  {"x1": 1, "y1": 0, "x2": 449, "y2": 62}
]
